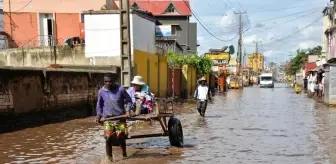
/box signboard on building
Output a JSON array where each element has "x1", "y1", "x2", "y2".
[
  {"x1": 205, "y1": 52, "x2": 230, "y2": 60},
  {"x1": 155, "y1": 25, "x2": 172, "y2": 36},
  {"x1": 213, "y1": 59, "x2": 229, "y2": 65},
  {"x1": 205, "y1": 52, "x2": 230, "y2": 66}
]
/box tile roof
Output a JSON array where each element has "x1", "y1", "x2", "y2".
[{"x1": 130, "y1": 0, "x2": 192, "y2": 16}]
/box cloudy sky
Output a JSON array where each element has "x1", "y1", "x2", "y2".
[{"x1": 190, "y1": 0, "x2": 330, "y2": 63}]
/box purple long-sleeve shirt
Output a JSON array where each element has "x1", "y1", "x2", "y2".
[{"x1": 96, "y1": 85, "x2": 132, "y2": 118}]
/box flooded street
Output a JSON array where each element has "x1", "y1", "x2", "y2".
[{"x1": 1, "y1": 83, "x2": 336, "y2": 164}]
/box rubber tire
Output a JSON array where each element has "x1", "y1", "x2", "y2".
[{"x1": 168, "y1": 117, "x2": 184, "y2": 147}]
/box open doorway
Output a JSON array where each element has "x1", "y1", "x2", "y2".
[
  {"x1": 47, "y1": 19, "x2": 53, "y2": 46},
  {"x1": 39, "y1": 13, "x2": 54, "y2": 46}
]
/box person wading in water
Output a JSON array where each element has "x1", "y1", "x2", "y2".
[
  {"x1": 194, "y1": 76, "x2": 212, "y2": 117},
  {"x1": 95, "y1": 73, "x2": 133, "y2": 161}
]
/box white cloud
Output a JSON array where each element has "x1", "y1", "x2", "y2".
[
  {"x1": 217, "y1": 9, "x2": 237, "y2": 27},
  {"x1": 266, "y1": 32, "x2": 274, "y2": 41},
  {"x1": 264, "y1": 50, "x2": 274, "y2": 57},
  {"x1": 297, "y1": 40, "x2": 320, "y2": 50},
  {"x1": 244, "y1": 34, "x2": 257, "y2": 44}
]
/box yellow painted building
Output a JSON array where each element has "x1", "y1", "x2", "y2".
[
  {"x1": 133, "y1": 49, "x2": 168, "y2": 97},
  {"x1": 248, "y1": 53, "x2": 264, "y2": 71},
  {"x1": 181, "y1": 65, "x2": 197, "y2": 98}
]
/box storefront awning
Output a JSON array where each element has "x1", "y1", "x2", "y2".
[{"x1": 305, "y1": 62, "x2": 317, "y2": 72}]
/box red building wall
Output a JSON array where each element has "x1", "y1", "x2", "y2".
[
  {"x1": 4, "y1": 13, "x2": 39, "y2": 47},
  {"x1": 55, "y1": 13, "x2": 81, "y2": 44}
]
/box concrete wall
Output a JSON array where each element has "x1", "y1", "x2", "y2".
[
  {"x1": 308, "y1": 55, "x2": 319, "y2": 63},
  {"x1": 0, "y1": 67, "x2": 118, "y2": 133},
  {"x1": 0, "y1": 45, "x2": 121, "y2": 67},
  {"x1": 324, "y1": 65, "x2": 336, "y2": 105},
  {"x1": 322, "y1": 15, "x2": 332, "y2": 56},
  {"x1": 329, "y1": 32, "x2": 336, "y2": 60}
]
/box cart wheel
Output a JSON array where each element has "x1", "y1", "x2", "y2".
[{"x1": 168, "y1": 117, "x2": 183, "y2": 147}]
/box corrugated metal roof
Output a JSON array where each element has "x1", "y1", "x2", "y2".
[{"x1": 305, "y1": 62, "x2": 317, "y2": 72}]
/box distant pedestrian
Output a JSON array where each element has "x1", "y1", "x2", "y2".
[
  {"x1": 194, "y1": 76, "x2": 212, "y2": 117},
  {"x1": 303, "y1": 77, "x2": 308, "y2": 91},
  {"x1": 321, "y1": 73, "x2": 325, "y2": 97}
]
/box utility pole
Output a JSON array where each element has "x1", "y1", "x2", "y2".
[
  {"x1": 119, "y1": 0, "x2": 132, "y2": 87},
  {"x1": 253, "y1": 40, "x2": 262, "y2": 76},
  {"x1": 235, "y1": 11, "x2": 246, "y2": 89}
]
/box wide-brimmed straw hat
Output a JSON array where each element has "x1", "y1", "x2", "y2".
[
  {"x1": 131, "y1": 76, "x2": 145, "y2": 85},
  {"x1": 199, "y1": 76, "x2": 206, "y2": 81}
]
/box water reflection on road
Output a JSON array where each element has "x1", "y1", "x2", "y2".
[{"x1": 1, "y1": 83, "x2": 336, "y2": 164}]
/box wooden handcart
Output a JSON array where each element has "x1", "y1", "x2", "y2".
[{"x1": 100, "y1": 98, "x2": 184, "y2": 148}]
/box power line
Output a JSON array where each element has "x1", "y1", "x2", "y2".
[
  {"x1": 264, "y1": 16, "x2": 322, "y2": 45},
  {"x1": 253, "y1": 9, "x2": 320, "y2": 32},
  {"x1": 257, "y1": 7, "x2": 322, "y2": 23},
  {"x1": 182, "y1": 0, "x2": 241, "y2": 42},
  {"x1": 207, "y1": 8, "x2": 319, "y2": 28},
  {"x1": 249, "y1": 4, "x2": 324, "y2": 14}
]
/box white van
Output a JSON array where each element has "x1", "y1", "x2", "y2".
[{"x1": 260, "y1": 73, "x2": 274, "y2": 88}]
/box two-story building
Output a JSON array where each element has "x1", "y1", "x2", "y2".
[
  {"x1": 2, "y1": 0, "x2": 118, "y2": 48},
  {"x1": 129, "y1": 0, "x2": 198, "y2": 54}
]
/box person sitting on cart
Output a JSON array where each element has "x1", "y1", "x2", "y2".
[
  {"x1": 128, "y1": 76, "x2": 154, "y2": 114},
  {"x1": 194, "y1": 76, "x2": 212, "y2": 117},
  {"x1": 95, "y1": 73, "x2": 133, "y2": 160}
]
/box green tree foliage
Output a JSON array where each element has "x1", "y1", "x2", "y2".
[
  {"x1": 167, "y1": 52, "x2": 212, "y2": 75},
  {"x1": 286, "y1": 46, "x2": 322, "y2": 75}
]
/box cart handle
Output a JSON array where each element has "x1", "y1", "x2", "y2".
[{"x1": 100, "y1": 115, "x2": 127, "y2": 122}]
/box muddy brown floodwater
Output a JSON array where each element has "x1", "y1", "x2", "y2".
[{"x1": 1, "y1": 83, "x2": 336, "y2": 164}]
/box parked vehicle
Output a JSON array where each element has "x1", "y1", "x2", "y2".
[{"x1": 260, "y1": 73, "x2": 274, "y2": 88}]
